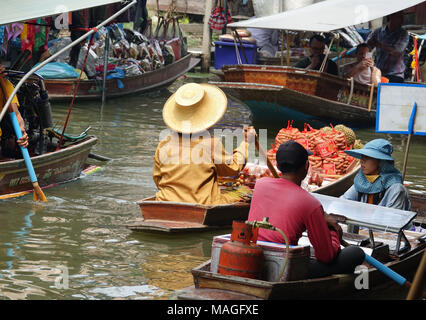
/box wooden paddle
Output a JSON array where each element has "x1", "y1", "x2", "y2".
[
  {"x1": 332, "y1": 213, "x2": 426, "y2": 298},
  {"x1": 0, "y1": 78, "x2": 47, "y2": 202}
]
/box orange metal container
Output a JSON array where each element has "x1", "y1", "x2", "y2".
[{"x1": 217, "y1": 221, "x2": 264, "y2": 279}]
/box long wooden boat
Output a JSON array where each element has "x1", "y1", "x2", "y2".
[
  {"x1": 177, "y1": 209, "x2": 426, "y2": 300},
  {"x1": 212, "y1": 64, "x2": 377, "y2": 126},
  {"x1": 44, "y1": 54, "x2": 200, "y2": 100},
  {"x1": 126, "y1": 162, "x2": 360, "y2": 233},
  {"x1": 126, "y1": 198, "x2": 251, "y2": 233},
  {"x1": 0, "y1": 136, "x2": 97, "y2": 199}
]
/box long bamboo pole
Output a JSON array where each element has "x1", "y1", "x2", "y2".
[{"x1": 406, "y1": 250, "x2": 426, "y2": 300}]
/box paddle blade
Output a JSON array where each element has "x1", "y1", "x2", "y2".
[{"x1": 32, "y1": 182, "x2": 47, "y2": 202}]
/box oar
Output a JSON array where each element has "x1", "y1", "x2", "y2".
[
  {"x1": 332, "y1": 212, "x2": 425, "y2": 298},
  {"x1": 341, "y1": 238, "x2": 425, "y2": 297},
  {"x1": 9, "y1": 107, "x2": 46, "y2": 202},
  {"x1": 0, "y1": 78, "x2": 46, "y2": 202}
]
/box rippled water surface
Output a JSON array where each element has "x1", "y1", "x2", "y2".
[{"x1": 0, "y1": 75, "x2": 424, "y2": 300}]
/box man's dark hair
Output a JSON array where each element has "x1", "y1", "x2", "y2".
[
  {"x1": 277, "y1": 162, "x2": 302, "y2": 174},
  {"x1": 309, "y1": 34, "x2": 326, "y2": 45},
  {"x1": 356, "y1": 43, "x2": 370, "y2": 53}
]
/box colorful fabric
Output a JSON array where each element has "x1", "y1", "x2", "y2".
[
  {"x1": 34, "y1": 18, "x2": 46, "y2": 52},
  {"x1": 21, "y1": 20, "x2": 36, "y2": 56},
  {"x1": 366, "y1": 26, "x2": 409, "y2": 78},
  {"x1": 208, "y1": 6, "x2": 233, "y2": 31},
  {"x1": 0, "y1": 26, "x2": 5, "y2": 53},
  {"x1": 248, "y1": 177, "x2": 340, "y2": 263}
]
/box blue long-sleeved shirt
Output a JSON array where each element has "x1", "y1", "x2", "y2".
[{"x1": 341, "y1": 183, "x2": 411, "y2": 210}]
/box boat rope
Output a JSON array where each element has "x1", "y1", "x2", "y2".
[{"x1": 56, "y1": 32, "x2": 96, "y2": 150}]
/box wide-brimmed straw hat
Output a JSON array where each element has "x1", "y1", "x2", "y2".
[
  {"x1": 345, "y1": 139, "x2": 394, "y2": 161},
  {"x1": 162, "y1": 83, "x2": 227, "y2": 134}
]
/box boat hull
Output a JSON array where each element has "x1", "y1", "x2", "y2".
[
  {"x1": 44, "y1": 55, "x2": 200, "y2": 100},
  {"x1": 178, "y1": 243, "x2": 425, "y2": 300},
  {"x1": 215, "y1": 65, "x2": 377, "y2": 126},
  {"x1": 127, "y1": 198, "x2": 250, "y2": 233},
  {"x1": 0, "y1": 136, "x2": 97, "y2": 197},
  {"x1": 127, "y1": 162, "x2": 360, "y2": 232}
]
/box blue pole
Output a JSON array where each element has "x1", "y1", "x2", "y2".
[
  {"x1": 364, "y1": 254, "x2": 407, "y2": 286},
  {"x1": 9, "y1": 111, "x2": 38, "y2": 183}
]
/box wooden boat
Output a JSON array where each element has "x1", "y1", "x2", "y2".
[
  {"x1": 0, "y1": 136, "x2": 97, "y2": 199},
  {"x1": 126, "y1": 197, "x2": 251, "y2": 233},
  {"x1": 177, "y1": 196, "x2": 426, "y2": 300},
  {"x1": 44, "y1": 54, "x2": 200, "y2": 100},
  {"x1": 126, "y1": 161, "x2": 360, "y2": 233},
  {"x1": 178, "y1": 241, "x2": 425, "y2": 300},
  {"x1": 212, "y1": 64, "x2": 377, "y2": 126},
  {"x1": 410, "y1": 193, "x2": 426, "y2": 226}
]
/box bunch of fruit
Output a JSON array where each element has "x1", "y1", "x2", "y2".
[{"x1": 268, "y1": 122, "x2": 359, "y2": 178}]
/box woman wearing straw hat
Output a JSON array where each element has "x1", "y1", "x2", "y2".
[
  {"x1": 341, "y1": 139, "x2": 410, "y2": 212},
  {"x1": 153, "y1": 83, "x2": 256, "y2": 205}
]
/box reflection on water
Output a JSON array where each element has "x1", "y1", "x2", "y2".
[{"x1": 0, "y1": 75, "x2": 424, "y2": 300}]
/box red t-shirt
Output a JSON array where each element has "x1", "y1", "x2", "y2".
[{"x1": 248, "y1": 177, "x2": 340, "y2": 263}]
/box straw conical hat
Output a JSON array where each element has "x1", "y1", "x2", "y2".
[{"x1": 162, "y1": 83, "x2": 227, "y2": 134}]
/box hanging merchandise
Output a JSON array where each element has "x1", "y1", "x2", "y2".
[
  {"x1": 77, "y1": 42, "x2": 99, "y2": 78},
  {"x1": 209, "y1": 0, "x2": 233, "y2": 31},
  {"x1": 165, "y1": 18, "x2": 181, "y2": 60},
  {"x1": 0, "y1": 26, "x2": 5, "y2": 56},
  {"x1": 4, "y1": 23, "x2": 23, "y2": 62},
  {"x1": 33, "y1": 18, "x2": 47, "y2": 54},
  {"x1": 21, "y1": 20, "x2": 36, "y2": 57}
]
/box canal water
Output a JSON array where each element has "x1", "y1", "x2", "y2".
[{"x1": 0, "y1": 74, "x2": 424, "y2": 300}]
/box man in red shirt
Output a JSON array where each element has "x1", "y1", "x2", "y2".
[{"x1": 248, "y1": 141, "x2": 364, "y2": 278}]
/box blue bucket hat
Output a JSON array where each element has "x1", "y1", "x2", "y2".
[{"x1": 345, "y1": 139, "x2": 394, "y2": 161}]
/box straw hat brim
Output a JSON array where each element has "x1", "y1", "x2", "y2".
[{"x1": 162, "y1": 84, "x2": 227, "y2": 134}]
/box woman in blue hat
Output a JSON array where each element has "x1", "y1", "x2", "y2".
[{"x1": 341, "y1": 139, "x2": 410, "y2": 211}]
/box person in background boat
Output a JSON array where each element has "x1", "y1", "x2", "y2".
[
  {"x1": 342, "y1": 43, "x2": 382, "y2": 86},
  {"x1": 0, "y1": 64, "x2": 29, "y2": 151},
  {"x1": 341, "y1": 139, "x2": 410, "y2": 211},
  {"x1": 295, "y1": 34, "x2": 338, "y2": 76},
  {"x1": 248, "y1": 141, "x2": 365, "y2": 279},
  {"x1": 366, "y1": 11, "x2": 409, "y2": 83},
  {"x1": 153, "y1": 83, "x2": 256, "y2": 205},
  {"x1": 246, "y1": 18, "x2": 279, "y2": 58}
]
